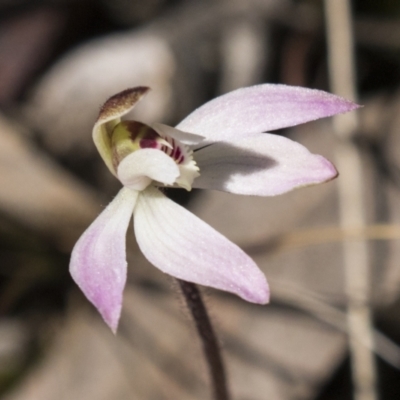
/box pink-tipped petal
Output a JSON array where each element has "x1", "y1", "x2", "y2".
[
  {"x1": 134, "y1": 186, "x2": 269, "y2": 303},
  {"x1": 70, "y1": 187, "x2": 138, "y2": 333},
  {"x1": 176, "y1": 84, "x2": 359, "y2": 145},
  {"x1": 193, "y1": 133, "x2": 337, "y2": 196},
  {"x1": 117, "y1": 148, "x2": 180, "y2": 191}
]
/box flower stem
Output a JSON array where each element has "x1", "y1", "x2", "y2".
[{"x1": 177, "y1": 280, "x2": 230, "y2": 400}]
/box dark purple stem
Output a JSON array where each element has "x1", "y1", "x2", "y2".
[{"x1": 178, "y1": 279, "x2": 230, "y2": 400}]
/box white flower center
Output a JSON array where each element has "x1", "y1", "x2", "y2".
[{"x1": 110, "y1": 121, "x2": 200, "y2": 191}]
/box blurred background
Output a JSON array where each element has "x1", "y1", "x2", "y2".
[{"x1": 0, "y1": 0, "x2": 400, "y2": 399}]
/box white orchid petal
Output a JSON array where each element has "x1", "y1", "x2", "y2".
[
  {"x1": 193, "y1": 133, "x2": 337, "y2": 196},
  {"x1": 152, "y1": 123, "x2": 205, "y2": 145},
  {"x1": 70, "y1": 187, "x2": 138, "y2": 333},
  {"x1": 134, "y1": 187, "x2": 269, "y2": 303},
  {"x1": 117, "y1": 149, "x2": 180, "y2": 191},
  {"x1": 176, "y1": 84, "x2": 359, "y2": 145}
]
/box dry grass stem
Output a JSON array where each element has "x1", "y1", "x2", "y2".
[{"x1": 324, "y1": 1, "x2": 378, "y2": 400}]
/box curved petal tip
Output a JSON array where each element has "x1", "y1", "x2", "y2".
[
  {"x1": 238, "y1": 275, "x2": 270, "y2": 304},
  {"x1": 97, "y1": 87, "x2": 150, "y2": 124},
  {"x1": 319, "y1": 155, "x2": 338, "y2": 182}
]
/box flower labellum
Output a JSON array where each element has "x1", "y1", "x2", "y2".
[{"x1": 70, "y1": 84, "x2": 359, "y2": 332}]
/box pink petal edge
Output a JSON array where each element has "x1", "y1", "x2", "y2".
[
  {"x1": 176, "y1": 84, "x2": 359, "y2": 145},
  {"x1": 70, "y1": 187, "x2": 138, "y2": 333}
]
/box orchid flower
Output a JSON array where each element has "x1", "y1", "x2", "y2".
[{"x1": 70, "y1": 85, "x2": 357, "y2": 332}]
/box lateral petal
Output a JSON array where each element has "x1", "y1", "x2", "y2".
[
  {"x1": 176, "y1": 84, "x2": 359, "y2": 145},
  {"x1": 134, "y1": 186, "x2": 269, "y2": 304},
  {"x1": 193, "y1": 133, "x2": 337, "y2": 196},
  {"x1": 70, "y1": 187, "x2": 138, "y2": 332},
  {"x1": 117, "y1": 148, "x2": 180, "y2": 191}
]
